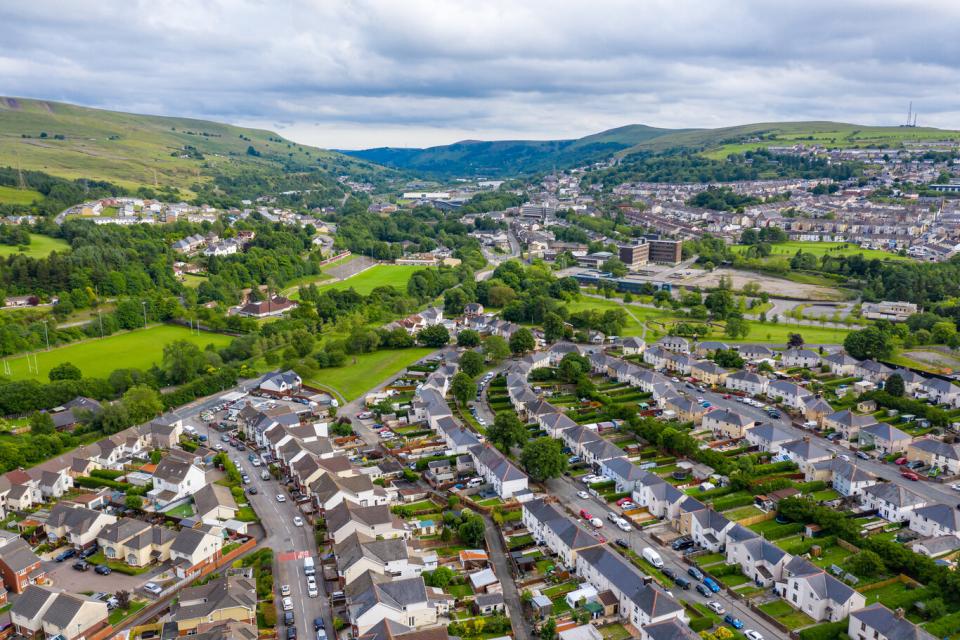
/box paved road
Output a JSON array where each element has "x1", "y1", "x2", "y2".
[
  {"x1": 544, "y1": 475, "x2": 783, "y2": 639},
  {"x1": 232, "y1": 453, "x2": 333, "y2": 640},
  {"x1": 481, "y1": 513, "x2": 531, "y2": 640}
]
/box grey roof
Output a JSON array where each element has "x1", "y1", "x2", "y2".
[
  {"x1": 724, "y1": 524, "x2": 758, "y2": 544},
  {"x1": 861, "y1": 422, "x2": 912, "y2": 442},
  {"x1": 470, "y1": 443, "x2": 527, "y2": 482},
  {"x1": 603, "y1": 457, "x2": 645, "y2": 482},
  {"x1": 827, "y1": 410, "x2": 879, "y2": 428},
  {"x1": 741, "y1": 536, "x2": 788, "y2": 565},
  {"x1": 171, "y1": 526, "x2": 219, "y2": 555},
  {"x1": 173, "y1": 576, "x2": 257, "y2": 621},
  {"x1": 784, "y1": 557, "x2": 859, "y2": 605},
  {"x1": 347, "y1": 574, "x2": 428, "y2": 618},
  {"x1": 335, "y1": 532, "x2": 409, "y2": 575},
  {"x1": 192, "y1": 483, "x2": 238, "y2": 519},
  {"x1": 9, "y1": 584, "x2": 56, "y2": 619},
  {"x1": 851, "y1": 604, "x2": 936, "y2": 640},
  {"x1": 862, "y1": 482, "x2": 926, "y2": 509},
  {"x1": 737, "y1": 344, "x2": 774, "y2": 356},
  {"x1": 747, "y1": 423, "x2": 795, "y2": 444},
  {"x1": 780, "y1": 439, "x2": 832, "y2": 461},
  {"x1": 823, "y1": 352, "x2": 860, "y2": 366},
  {"x1": 921, "y1": 377, "x2": 958, "y2": 394},
  {"x1": 0, "y1": 537, "x2": 41, "y2": 573},
  {"x1": 768, "y1": 380, "x2": 810, "y2": 398},
  {"x1": 641, "y1": 619, "x2": 699, "y2": 640},
  {"x1": 691, "y1": 508, "x2": 732, "y2": 533},
  {"x1": 830, "y1": 460, "x2": 876, "y2": 484},
  {"x1": 46, "y1": 503, "x2": 105, "y2": 532},
  {"x1": 726, "y1": 370, "x2": 765, "y2": 384},
  {"x1": 910, "y1": 437, "x2": 960, "y2": 460},
  {"x1": 152, "y1": 456, "x2": 197, "y2": 484},
  {"x1": 525, "y1": 500, "x2": 603, "y2": 551},
  {"x1": 705, "y1": 408, "x2": 753, "y2": 428},
  {"x1": 913, "y1": 503, "x2": 960, "y2": 532},
  {"x1": 577, "y1": 547, "x2": 683, "y2": 617},
  {"x1": 326, "y1": 502, "x2": 398, "y2": 535}
]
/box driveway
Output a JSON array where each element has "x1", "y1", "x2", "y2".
[{"x1": 44, "y1": 559, "x2": 157, "y2": 592}]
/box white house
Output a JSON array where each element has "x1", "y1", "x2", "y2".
[
  {"x1": 775, "y1": 557, "x2": 866, "y2": 622},
  {"x1": 860, "y1": 482, "x2": 927, "y2": 522},
  {"x1": 781, "y1": 349, "x2": 821, "y2": 369},
  {"x1": 724, "y1": 370, "x2": 768, "y2": 396},
  {"x1": 148, "y1": 457, "x2": 206, "y2": 508},
  {"x1": 745, "y1": 423, "x2": 796, "y2": 454},
  {"x1": 469, "y1": 443, "x2": 529, "y2": 500},
  {"x1": 910, "y1": 503, "x2": 960, "y2": 539}
]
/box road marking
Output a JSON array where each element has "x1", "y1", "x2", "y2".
[{"x1": 278, "y1": 550, "x2": 311, "y2": 562}]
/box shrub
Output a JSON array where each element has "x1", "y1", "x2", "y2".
[
  {"x1": 798, "y1": 620, "x2": 848, "y2": 640},
  {"x1": 689, "y1": 617, "x2": 713, "y2": 632},
  {"x1": 711, "y1": 494, "x2": 755, "y2": 512}
]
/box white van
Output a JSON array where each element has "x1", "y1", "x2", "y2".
[
  {"x1": 303, "y1": 556, "x2": 316, "y2": 576},
  {"x1": 642, "y1": 547, "x2": 664, "y2": 568}
]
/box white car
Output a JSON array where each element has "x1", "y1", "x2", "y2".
[
  {"x1": 277, "y1": 494, "x2": 287, "y2": 503},
  {"x1": 282, "y1": 597, "x2": 294, "y2": 611},
  {"x1": 589, "y1": 517, "x2": 603, "y2": 528},
  {"x1": 143, "y1": 582, "x2": 163, "y2": 596},
  {"x1": 616, "y1": 518, "x2": 632, "y2": 532},
  {"x1": 707, "y1": 601, "x2": 725, "y2": 615},
  {"x1": 838, "y1": 454, "x2": 851, "y2": 462},
  {"x1": 744, "y1": 631, "x2": 764, "y2": 640},
  {"x1": 293, "y1": 516, "x2": 304, "y2": 527},
  {"x1": 307, "y1": 584, "x2": 319, "y2": 598},
  {"x1": 580, "y1": 475, "x2": 596, "y2": 484},
  {"x1": 252, "y1": 459, "x2": 262, "y2": 467},
  {"x1": 577, "y1": 490, "x2": 590, "y2": 499},
  {"x1": 281, "y1": 584, "x2": 291, "y2": 596},
  {"x1": 951, "y1": 483, "x2": 960, "y2": 491}
]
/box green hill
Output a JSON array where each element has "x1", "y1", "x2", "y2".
[{"x1": 0, "y1": 96, "x2": 391, "y2": 197}]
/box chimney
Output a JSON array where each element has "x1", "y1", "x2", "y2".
[{"x1": 895, "y1": 607, "x2": 904, "y2": 619}]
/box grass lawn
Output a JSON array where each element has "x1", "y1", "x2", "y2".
[
  {"x1": 810, "y1": 488, "x2": 840, "y2": 501},
  {"x1": 181, "y1": 273, "x2": 208, "y2": 288},
  {"x1": 164, "y1": 502, "x2": 194, "y2": 518},
  {"x1": 306, "y1": 347, "x2": 435, "y2": 401},
  {"x1": 758, "y1": 600, "x2": 817, "y2": 628},
  {"x1": 0, "y1": 185, "x2": 43, "y2": 205},
  {"x1": 858, "y1": 581, "x2": 917, "y2": 608},
  {"x1": 732, "y1": 241, "x2": 914, "y2": 262},
  {"x1": 598, "y1": 624, "x2": 632, "y2": 640},
  {"x1": 0, "y1": 233, "x2": 70, "y2": 259},
  {"x1": 2, "y1": 324, "x2": 233, "y2": 380},
  {"x1": 723, "y1": 505, "x2": 763, "y2": 521},
  {"x1": 85, "y1": 551, "x2": 151, "y2": 575},
  {"x1": 476, "y1": 497, "x2": 503, "y2": 507},
  {"x1": 695, "y1": 552, "x2": 726, "y2": 567},
  {"x1": 108, "y1": 599, "x2": 147, "y2": 625},
  {"x1": 447, "y1": 583, "x2": 474, "y2": 598},
  {"x1": 236, "y1": 506, "x2": 259, "y2": 522},
  {"x1": 723, "y1": 321, "x2": 852, "y2": 345},
  {"x1": 316, "y1": 265, "x2": 423, "y2": 296}
]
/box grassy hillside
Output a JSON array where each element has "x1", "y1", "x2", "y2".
[
  {"x1": 343, "y1": 124, "x2": 685, "y2": 177},
  {"x1": 619, "y1": 121, "x2": 960, "y2": 158},
  {"x1": 0, "y1": 96, "x2": 390, "y2": 196}
]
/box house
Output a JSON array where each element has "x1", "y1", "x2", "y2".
[
  {"x1": 237, "y1": 295, "x2": 297, "y2": 318},
  {"x1": 859, "y1": 423, "x2": 912, "y2": 455},
  {"x1": 848, "y1": 603, "x2": 937, "y2": 640},
  {"x1": 803, "y1": 397, "x2": 834, "y2": 427},
  {"x1": 171, "y1": 576, "x2": 257, "y2": 634},
  {"x1": 655, "y1": 336, "x2": 690, "y2": 354},
  {"x1": 346, "y1": 574, "x2": 442, "y2": 635},
  {"x1": 855, "y1": 360, "x2": 893, "y2": 384},
  {"x1": 259, "y1": 370, "x2": 303, "y2": 396},
  {"x1": 97, "y1": 518, "x2": 176, "y2": 566},
  {"x1": 474, "y1": 592, "x2": 506, "y2": 616},
  {"x1": 640, "y1": 618, "x2": 700, "y2": 640},
  {"x1": 325, "y1": 502, "x2": 409, "y2": 544},
  {"x1": 780, "y1": 439, "x2": 833, "y2": 474},
  {"x1": 824, "y1": 460, "x2": 877, "y2": 497},
  {"x1": 690, "y1": 360, "x2": 728, "y2": 386},
  {"x1": 775, "y1": 556, "x2": 866, "y2": 622},
  {"x1": 687, "y1": 509, "x2": 734, "y2": 553},
  {"x1": 44, "y1": 503, "x2": 116, "y2": 550},
  {"x1": 822, "y1": 352, "x2": 860, "y2": 377},
  {"x1": 334, "y1": 533, "x2": 431, "y2": 585},
  {"x1": 724, "y1": 370, "x2": 768, "y2": 396},
  {"x1": 48, "y1": 397, "x2": 103, "y2": 431},
  {"x1": 918, "y1": 377, "x2": 960, "y2": 407},
  {"x1": 694, "y1": 341, "x2": 730, "y2": 357},
  {"x1": 782, "y1": 349, "x2": 821, "y2": 369},
  {"x1": 620, "y1": 337, "x2": 646, "y2": 355},
  {"x1": 737, "y1": 345, "x2": 775, "y2": 361},
  {"x1": 575, "y1": 546, "x2": 686, "y2": 628},
  {"x1": 663, "y1": 396, "x2": 706, "y2": 424},
  {"x1": 860, "y1": 482, "x2": 927, "y2": 522},
  {"x1": 170, "y1": 525, "x2": 224, "y2": 578},
  {"x1": 642, "y1": 346, "x2": 670, "y2": 370},
  {"x1": 725, "y1": 529, "x2": 790, "y2": 586},
  {"x1": 469, "y1": 568, "x2": 500, "y2": 593},
  {"x1": 149, "y1": 456, "x2": 207, "y2": 507},
  {"x1": 631, "y1": 472, "x2": 688, "y2": 519},
  {"x1": 766, "y1": 380, "x2": 812, "y2": 410},
  {"x1": 10, "y1": 585, "x2": 109, "y2": 640},
  {"x1": 909, "y1": 535, "x2": 960, "y2": 559},
  {"x1": 193, "y1": 483, "x2": 239, "y2": 522},
  {"x1": 0, "y1": 536, "x2": 44, "y2": 594},
  {"x1": 522, "y1": 499, "x2": 602, "y2": 566},
  {"x1": 908, "y1": 438, "x2": 960, "y2": 475},
  {"x1": 702, "y1": 409, "x2": 754, "y2": 439},
  {"x1": 745, "y1": 423, "x2": 796, "y2": 454},
  {"x1": 599, "y1": 457, "x2": 647, "y2": 493},
  {"x1": 823, "y1": 410, "x2": 879, "y2": 440},
  {"x1": 469, "y1": 443, "x2": 528, "y2": 499},
  {"x1": 910, "y1": 503, "x2": 960, "y2": 538}
]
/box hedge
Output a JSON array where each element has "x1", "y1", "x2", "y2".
[
  {"x1": 924, "y1": 609, "x2": 960, "y2": 637},
  {"x1": 763, "y1": 522, "x2": 805, "y2": 540},
  {"x1": 74, "y1": 476, "x2": 126, "y2": 491},
  {"x1": 689, "y1": 617, "x2": 713, "y2": 632},
  {"x1": 796, "y1": 480, "x2": 828, "y2": 493},
  {"x1": 710, "y1": 494, "x2": 755, "y2": 512},
  {"x1": 798, "y1": 620, "x2": 848, "y2": 640},
  {"x1": 706, "y1": 563, "x2": 742, "y2": 577},
  {"x1": 90, "y1": 469, "x2": 125, "y2": 480}
]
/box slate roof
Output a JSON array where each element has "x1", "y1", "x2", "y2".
[
  {"x1": 641, "y1": 618, "x2": 699, "y2": 640},
  {"x1": 173, "y1": 576, "x2": 257, "y2": 621},
  {"x1": 193, "y1": 483, "x2": 238, "y2": 519},
  {"x1": 780, "y1": 439, "x2": 832, "y2": 461},
  {"x1": 784, "y1": 556, "x2": 860, "y2": 605},
  {"x1": 850, "y1": 604, "x2": 936, "y2": 640},
  {"x1": 577, "y1": 547, "x2": 683, "y2": 618},
  {"x1": 913, "y1": 503, "x2": 960, "y2": 532},
  {"x1": 861, "y1": 422, "x2": 912, "y2": 442}
]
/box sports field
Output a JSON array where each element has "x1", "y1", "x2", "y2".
[
  {"x1": 731, "y1": 241, "x2": 913, "y2": 261},
  {"x1": 0, "y1": 234, "x2": 71, "y2": 259},
  {"x1": 0, "y1": 185, "x2": 43, "y2": 205},
  {"x1": 306, "y1": 347, "x2": 435, "y2": 401},
  {"x1": 1, "y1": 324, "x2": 234, "y2": 380},
  {"x1": 316, "y1": 265, "x2": 423, "y2": 296}
]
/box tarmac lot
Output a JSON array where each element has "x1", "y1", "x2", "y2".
[{"x1": 43, "y1": 558, "x2": 160, "y2": 592}]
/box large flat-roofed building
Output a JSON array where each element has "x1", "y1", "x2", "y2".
[
  {"x1": 648, "y1": 238, "x2": 683, "y2": 264},
  {"x1": 619, "y1": 242, "x2": 650, "y2": 269}
]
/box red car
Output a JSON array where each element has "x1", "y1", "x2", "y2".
[
  {"x1": 901, "y1": 471, "x2": 919, "y2": 481},
  {"x1": 723, "y1": 394, "x2": 732, "y2": 399},
  {"x1": 894, "y1": 457, "x2": 908, "y2": 465},
  {"x1": 579, "y1": 509, "x2": 593, "y2": 520},
  {"x1": 616, "y1": 497, "x2": 633, "y2": 507}
]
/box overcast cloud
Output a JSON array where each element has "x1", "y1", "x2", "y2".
[{"x1": 2, "y1": 1, "x2": 960, "y2": 149}]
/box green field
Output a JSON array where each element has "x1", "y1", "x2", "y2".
[
  {"x1": 732, "y1": 241, "x2": 914, "y2": 262},
  {"x1": 305, "y1": 347, "x2": 435, "y2": 401},
  {"x1": 2, "y1": 324, "x2": 233, "y2": 380},
  {"x1": 316, "y1": 265, "x2": 423, "y2": 296},
  {"x1": 181, "y1": 273, "x2": 208, "y2": 288},
  {"x1": 0, "y1": 185, "x2": 43, "y2": 205},
  {"x1": 0, "y1": 233, "x2": 70, "y2": 259},
  {"x1": 725, "y1": 320, "x2": 851, "y2": 345}
]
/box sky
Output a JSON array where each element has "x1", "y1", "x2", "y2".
[{"x1": 2, "y1": 1, "x2": 960, "y2": 150}]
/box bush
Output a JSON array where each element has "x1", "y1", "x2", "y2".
[
  {"x1": 710, "y1": 494, "x2": 755, "y2": 512},
  {"x1": 73, "y1": 476, "x2": 126, "y2": 490},
  {"x1": 798, "y1": 620, "x2": 848, "y2": 640},
  {"x1": 260, "y1": 602, "x2": 277, "y2": 627},
  {"x1": 763, "y1": 522, "x2": 804, "y2": 540},
  {"x1": 689, "y1": 617, "x2": 713, "y2": 632},
  {"x1": 91, "y1": 469, "x2": 126, "y2": 480}
]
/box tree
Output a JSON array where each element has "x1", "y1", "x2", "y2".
[
  {"x1": 121, "y1": 385, "x2": 163, "y2": 424},
  {"x1": 712, "y1": 349, "x2": 744, "y2": 369},
  {"x1": 787, "y1": 332, "x2": 805, "y2": 349},
  {"x1": 600, "y1": 258, "x2": 628, "y2": 278},
  {"x1": 724, "y1": 316, "x2": 750, "y2": 339},
  {"x1": 539, "y1": 617, "x2": 557, "y2": 640},
  {"x1": 162, "y1": 340, "x2": 206, "y2": 385},
  {"x1": 115, "y1": 590, "x2": 131, "y2": 609},
  {"x1": 482, "y1": 335, "x2": 511, "y2": 363},
  {"x1": 509, "y1": 328, "x2": 536, "y2": 355},
  {"x1": 488, "y1": 412, "x2": 527, "y2": 452},
  {"x1": 843, "y1": 326, "x2": 894, "y2": 360},
  {"x1": 458, "y1": 514, "x2": 485, "y2": 547},
  {"x1": 932, "y1": 321, "x2": 957, "y2": 344},
  {"x1": 558, "y1": 353, "x2": 590, "y2": 383},
  {"x1": 543, "y1": 312, "x2": 565, "y2": 343},
  {"x1": 520, "y1": 437, "x2": 568, "y2": 482},
  {"x1": 423, "y1": 566, "x2": 454, "y2": 589},
  {"x1": 125, "y1": 494, "x2": 144, "y2": 510},
  {"x1": 885, "y1": 373, "x2": 905, "y2": 397},
  {"x1": 705, "y1": 289, "x2": 734, "y2": 319},
  {"x1": 48, "y1": 362, "x2": 82, "y2": 381},
  {"x1": 844, "y1": 550, "x2": 886, "y2": 578},
  {"x1": 457, "y1": 329, "x2": 481, "y2": 348},
  {"x1": 450, "y1": 372, "x2": 476, "y2": 406},
  {"x1": 459, "y1": 350, "x2": 484, "y2": 378},
  {"x1": 29, "y1": 411, "x2": 56, "y2": 435},
  {"x1": 417, "y1": 325, "x2": 450, "y2": 348}
]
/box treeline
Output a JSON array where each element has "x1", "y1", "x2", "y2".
[
  {"x1": 0, "y1": 166, "x2": 127, "y2": 218},
  {"x1": 459, "y1": 189, "x2": 525, "y2": 214}
]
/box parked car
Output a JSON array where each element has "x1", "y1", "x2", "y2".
[
  {"x1": 615, "y1": 539, "x2": 629, "y2": 549},
  {"x1": 616, "y1": 518, "x2": 632, "y2": 532},
  {"x1": 724, "y1": 614, "x2": 744, "y2": 630},
  {"x1": 95, "y1": 564, "x2": 112, "y2": 575},
  {"x1": 704, "y1": 577, "x2": 720, "y2": 592},
  {"x1": 55, "y1": 548, "x2": 78, "y2": 562},
  {"x1": 589, "y1": 517, "x2": 603, "y2": 528},
  {"x1": 856, "y1": 450, "x2": 871, "y2": 460},
  {"x1": 281, "y1": 584, "x2": 291, "y2": 597},
  {"x1": 287, "y1": 627, "x2": 297, "y2": 640},
  {"x1": 284, "y1": 611, "x2": 295, "y2": 626},
  {"x1": 901, "y1": 471, "x2": 920, "y2": 481},
  {"x1": 895, "y1": 457, "x2": 908, "y2": 465},
  {"x1": 579, "y1": 509, "x2": 592, "y2": 520},
  {"x1": 80, "y1": 546, "x2": 98, "y2": 559},
  {"x1": 607, "y1": 512, "x2": 620, "y2": 523},
  {"x1": 707, "y1": 601, "x2": 725, "y2": 615},
  {"x1": 687, "y1": 567, "x2": 704, "y2": 581},
  {"x1": 674, "y1": 576, "x2": 691, "y2": 590},
  {"x1": 277, "y1": 494, "x2": 287, "y2": 502},
  {"x1": 293, "y1": 516, "x2": 305, "y2": 527},
  {"x1": 314, "y1": 618, "x2": 325, "y2": 632},
  {"x1": 671, "y1": 537, "x2": 693, "y2": 551},
  {"x1": 143, "y1": 582, "x2": 163, "y2": 596},
  {"x1": 696, "y1": 584, "x2": 711, "y2": 596},
  {"x1": 838, "y1": 454, "x2": 851, "y2": 462},
  {"x1": 282, "y1": 597, "x2": 294, "y2": 611},
  {"x1": 745, "y1": 631, "x2": 764, "y2": 640},
  {"x1": 72, "y1": 560, "x2": 90, "y2": 571},
  {"x1": 577, "y1": 490, "x2": 590, "y2": 499}
]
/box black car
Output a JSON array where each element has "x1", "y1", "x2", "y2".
[
  {"x1": 674, "y1": 576, "x2": 691, "y2": 590},
  {"x1": 95, "y1": 564, "x2": 112, "y2": 575},
  {"x1": 662, "y1": 568, "x2": 677, "y2": 580},
  {"x1": 54, "y1": 548, "x2": 77, "y2": 562},
  {"x1": 615, "y1": 538, "x2": 629, "y2": 549},
  {"x1": 687, "y1": 567, "x2": 704, "y2": 581},
  {"x1": 696, "y1": 584, "x2": 711, "y2": 596},
  {"x1": 287, "y1": 627, "x2": 297, "y2": 640},
  {"x1": 314, "y1": 618, "x2": 325, "y2": 632},
  {"x1": 80, "y1": 545, "x2": 99, "y2": 559},
  {"x1": 247, "y1": 487, "x2": 258, "y2": 495},
  {"x1": 72, "y1": 560, "x2": 90, "y2": 571},
  {"x1": 237, "y1": 444, "x2": 247, "y2": 451},
  {"x1": 672, "y1": 537, "x2": 694, "y2": 551},
  {"x1": 284, "y1": 611, "x2": 295, "y2": 626}
]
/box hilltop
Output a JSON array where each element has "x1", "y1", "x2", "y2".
[
  {"x1": 0, "y1": 97, "x2": 392, "y2": 199},
  {"x1": 345, "y1": 120, "x2": 960, "y2": 178}
]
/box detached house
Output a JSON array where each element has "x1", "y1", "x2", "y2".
[
  {"x1": 776, "y1": 557, "x2": 866, "y2": 622},
  {"x1": 149, "y1": 456, "x2": 207, "y2": 508}
]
